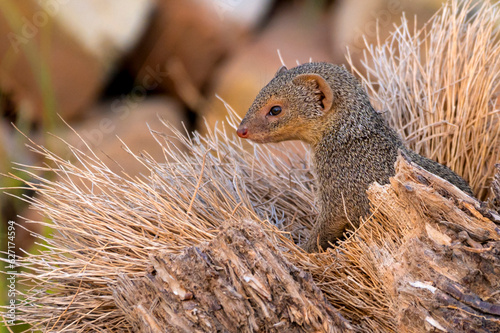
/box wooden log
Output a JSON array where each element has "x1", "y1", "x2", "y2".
[
  {"x1": 112, "y1": 220, "x2": 353, "y2": 333},
  {"x1": 365, "y1": 155, "x2": 500, "y2": 332}
]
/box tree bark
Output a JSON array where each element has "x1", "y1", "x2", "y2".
[
  {"x1": 365, "y1": 155, "x2": 500, "y2": 332},
  {"x1": 112, "y1": 220, "x2": 353, "y2": 333}
]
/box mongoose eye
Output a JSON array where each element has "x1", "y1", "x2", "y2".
[{"x1": 268, "y1": 106, "x2": 282, "y2": 116}]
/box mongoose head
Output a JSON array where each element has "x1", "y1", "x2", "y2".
[{"x1": 237, "y1": 62, "x2": 364, "y2": 145}]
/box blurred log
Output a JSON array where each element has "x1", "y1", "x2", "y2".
[
  {"x1": 129, "y1": 0, "x2": 247, "y2": 111},
  {"x1": 366, "y1": 154, "x2": 500, "y2": 332},
  {"x1": 0, "y1": 1, "x2": 100, "y2": 122},
  {"x1": 112, "y1": 220, "x2": 353, "y2": 333},
  {"x1": 0, "y1": 0, "x2": 153, "y2": 122}
]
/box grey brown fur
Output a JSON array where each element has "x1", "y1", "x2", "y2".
[{"x1": 237, "y1": 62, "x2": 473, "y2": 252}]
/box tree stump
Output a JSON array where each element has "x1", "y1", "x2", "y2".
[{"x1": 112, "y1": 220, "x2": 353, "y2": 333}]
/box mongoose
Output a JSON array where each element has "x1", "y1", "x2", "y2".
[{"x1": 237, "y1": 62, "x2": 473, "y2": 252}]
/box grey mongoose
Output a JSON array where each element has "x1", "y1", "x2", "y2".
[{"x1": 236, "y1": 62, "x2": 473, "y2": 252}]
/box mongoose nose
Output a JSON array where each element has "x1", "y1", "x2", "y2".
[{"x1": 237, "y1": 127, "x2": 249, "y2": 138}]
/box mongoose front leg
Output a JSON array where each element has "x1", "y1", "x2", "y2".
[{"x1": 302, "y1": 212, "x2": 349, "y2": 252}]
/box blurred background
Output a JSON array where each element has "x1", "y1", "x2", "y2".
[{"x1": 0, "y1": 0, "x2": 454, "y2": 329}]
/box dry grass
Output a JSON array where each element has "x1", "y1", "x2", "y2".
[
  {"x1": 347, "y1": 0, "x2": 500, "y2": 200},
  {"x1": 3, "y1": 0, "x2": 499, "y2": 332}
]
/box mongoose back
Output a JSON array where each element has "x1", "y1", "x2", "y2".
[{"x1": 237, "y1": 62, "x2": 473, "y2": 252}]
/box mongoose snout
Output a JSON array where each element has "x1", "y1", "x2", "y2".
[
  {"x1": 238, "y1": 62, "x2": 473, "y2": 252},
  {"x1": 236, "y1": 126, "x2": 249, "y2": 138}
]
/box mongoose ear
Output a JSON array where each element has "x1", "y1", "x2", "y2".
[
  {"x1": 292, "y1": 74, "x2": 333, "y2": 112},
  {"x1": 275, "y1": 65, "x2": 288, "y2": 76}
]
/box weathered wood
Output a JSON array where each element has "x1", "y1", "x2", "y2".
[
  {"x1": 365, "y1": 155, "x2": 500, "y2": 332},
  {"x1": 112, "y1": 220, "x2": 353, "y2": 333}
]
